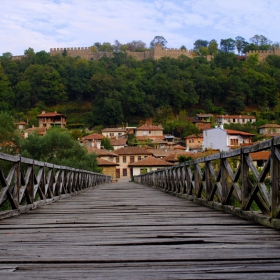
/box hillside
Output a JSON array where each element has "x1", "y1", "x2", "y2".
[{"x1": 1, "y1": 48, "x2": 280, "y2": 131}]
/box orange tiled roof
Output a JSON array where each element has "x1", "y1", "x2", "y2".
[
  {"x1": 86, "y1": 147, "x2": 117, "y2": 157},
  {"x1": 110, "y1": 138, "x2": 127, "y2": 146},
  {"x1": 136, "y1": 125, "x2": 163, "y2": 131},
  {"x1": 83, "y1": 133, "x2": 104, "y2": 140},
  {"x1": 259, "y1": 124, "x2": 280, "y2": 128},
  {"x1": 102, "y1": 127, "x2": 127, "y2": 132},
  {"x1": 97, "y1": 158, "x2": 119, "y2": 166},
  {"x1": 250, "y1": 151, "x2": 270, "y2": 161},
  {"x1": 225, "y1": 129, "x2": 255, "y2": 136},
  {"x1": 115, "y1": 146, "x2": 153, "y2": 155},
  {"x1": 37, "y1": 112, "x2": 66, "y2": 118},
  {"x1": 129, "y1": 156, "x2": 173, "y2": 167}
]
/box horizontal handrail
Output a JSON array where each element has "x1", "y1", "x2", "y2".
[
  {"x1": 0, "y1": 152, "x2": 111, "y2": 219},
  {"x1": 134, "y1": 137, "x2": 280, "y2": 229}
]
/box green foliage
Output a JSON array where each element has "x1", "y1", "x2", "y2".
[
  {"x1": 101, "y1": 137, "x2": 114, "y2": 150},
  {"x1": 1, "y1": 36, "x2": 280, "y2": 128},
  {"x1": 178, "y1": 155, "x2": 193, "y2": 163},
  {"x1": 20, "y1": 127, "x2": 101, "y2": 172}
]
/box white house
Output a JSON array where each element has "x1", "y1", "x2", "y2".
[
  {"x1": 217, "y1": 115, "x2": 256, "y2": 125},
  {"x1": 101, "y1": 127, "x2": 127, "y2": 138},
  {"x1": 203, "y1": 126, "x2": 255, "y2": 151},
  {"x1": 129, "y1": 156, "x2": 173, "y2": 178}
]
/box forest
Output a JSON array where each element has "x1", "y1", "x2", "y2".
[{"x1": 1, "y1": 34, "x2": 280, "y2": 133}]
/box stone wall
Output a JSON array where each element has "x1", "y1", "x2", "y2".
[{"x1": 246, "y1": 49, "x2": 280, "y2": 62}]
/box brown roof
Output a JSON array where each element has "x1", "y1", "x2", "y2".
[
  {"x1": 15, "y1": 121, "x2": 28, "y2": 125},
  {"x1": 24, "y1": 127, "x2": 46, "y2": 134},
  {"x1": 173, "y1": 145, "x2": 186, "y2": 150},
  {"x1": 185, "y1": 134, "x2": 203, "y2": 139},
  {"x1": 196, "y1": 114, "x2": 213, "y2": 118},
  {"x1": 97, "y1": 158, "x2": 119, "y2": 166},
  {"x1": 147, "y1": 148, "x2": 176, "y2": 158},
  {"x1": 259, "y1": 124, "x2": 280, "y2": 128},
  {"x1": 115, "y1": 146, "x2": 153, "y2": 156},
  {"x1": 37, "y1": 112, "x2": 66, "y2": 118},
  {"x1": 129, "y1": 156, "x2": 173, "y2": 167},
  {"x1": 250, "y1": 151, "x2": 270, "y2": 161},
  {"x1": 83, "y1": 133, "x2": 104, "y2": 140},
  {"x1": 110, "y1": 138, "x2": 127, "y2": 146},
  {"x1": 136, "y1": 125, "x2": 163, "y2": 131},
  {"x1": 86, "y1": 147, "x2": 117, "y2": 157},
  {"x1": 225, "y1": 129, "x2": 255, "y2": 136},
  {"x1": 102, "y1": 127, "x2": 127, "y2": 132}
]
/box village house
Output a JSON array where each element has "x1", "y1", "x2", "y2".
[
  {"x1": 37, "y1": 111, "x2": 67, "y2": 128},
  {"x1": 129, "y1": 156, "x2": 173, "y2": 178},
  {"x1": 185, "y1": 134, "x2": 203, "y2": 152},
  {"x1": 24, "y1": 127, "x2": 47, "y2": 139},
  {"x1": 81, "y1": 133, "x2": 104, "y2": 148},
  {"x1": 109, "y1": 137, "x2": 127, "y2": 150},
  {"x1": 217, "y1": 114, "x2": 256, "y2": 125},
  {"x1": 135, "y1": 125, "x2": 163, "y2": 137},
  {"x1": 15, "y1": 121, "x2": 28, "y2": 131},
  {"x1": 101, "y1": 127, "x2": 127, "y2": 138},
  {"x1": 188, "y1": 114, "x2": 213, "y2": 130},
  {"x1": 203, "y1": 126, "x2": 255, "y2": 151},
  {"x1": 114, "y1": 147, "x2": 153, "y2": 180},
  {"x1": 258, "y1": 124, "x2": 280, "y2": 136}
]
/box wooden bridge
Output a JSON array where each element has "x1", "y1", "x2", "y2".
[{"x1": 1, "y1": 136, "x2": 280, "y2": 279}]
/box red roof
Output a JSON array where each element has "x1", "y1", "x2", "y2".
[
  {"x1": 129, "y1": 156, "x2": 173, "y2": 167},
  {"x1": 225, "y1": 129, "x2": 255, "y2": 136},
  {"x1": 83, "y1": 133, "x2": 104, "y2": 140},
  {"x1": 115, "y1": 147, "x2": 153, "y2": 155},
  {"x1": 37, "y1": 112, "x2": 66, "y2": 118},
  {"x1": 86, "y1": 147, "x2": 117, "y2": 156},
  {"x1": 250, "y1": 151, "x2": 270, "y2": 161},
  {"x1": 97, "y1": 158, "x2": 119, "y2": 166},
  {"x1": 136, "y1": 125, "x2": 163, "y2": 131}
]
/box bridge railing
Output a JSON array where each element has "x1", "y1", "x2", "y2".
[
  {"x1": 134, "y1": 137, "x2": 280, "y2": 229},
  {"x1": 0, "y1": 152, "x2": 111, "y2": 219}
]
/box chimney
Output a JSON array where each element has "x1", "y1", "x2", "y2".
[{"x1": 42, "y1": 110, "x2": 45, "y2": 114}]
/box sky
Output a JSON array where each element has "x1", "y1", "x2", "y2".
[{"x1": 1, "y1": 0, "x2": 280, "y2": 56}]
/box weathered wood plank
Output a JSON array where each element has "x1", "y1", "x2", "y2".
[{"x1": 0, "y1": 182, "x2": 280, "y2": 279}]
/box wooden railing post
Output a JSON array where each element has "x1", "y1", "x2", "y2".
[{"x1": 271, "y1": 138, "x2": 280, "y2": 218}]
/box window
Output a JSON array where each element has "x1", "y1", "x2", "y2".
[
  {"x1": 138, "y1": 156, "x2": 141, "y2": 161},
  {"x1": 110, "y1": 132, "x2": 114, "y2": 136},
  {"x1": 149, "y1": 131, "x2": 151, "y2": 134},
  {"x1": 230, "y1": 139, "x2": 238, "y2": 145},
  {"x1": 123, "y1": 156, "x2": 126, "y2": 163},
  {"x1": 233, "y1": 118, "x2": 236, "y2": 123},
  {"x1": 116, "y1": 156, "x2": 119, "y2": 163},
  {"x1": 130, "y1": 156, "x2": 134, "y2": 163},
  {"x1": 123, "y1": 169, "x2": 127, "y2": 176},
  {"x1": 118, "y1": 132, "x2": 122, "y2": 136}
]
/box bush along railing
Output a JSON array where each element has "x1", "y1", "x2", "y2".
[
  {"x1": 134, "y1": 137, "x2": 280, "y2": 230},
  {"x1": 0, "y1": 152, "x2": 111, "y2": 219}
]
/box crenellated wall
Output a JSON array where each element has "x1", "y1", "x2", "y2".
[{"x1": 246, "y1": 49, "x2": 280, "y2": 62}]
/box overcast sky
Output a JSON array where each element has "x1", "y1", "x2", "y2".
[{"x1": 1, "y1": 0, "x2": 280, "y2": 55}]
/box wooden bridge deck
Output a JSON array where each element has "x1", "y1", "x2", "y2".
[{"x1": 1, "y1": 182, "x2": 280, "y2": 279}]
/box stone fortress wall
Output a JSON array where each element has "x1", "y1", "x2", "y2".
[
  {"x1": 246, "y1": 49, "x2": 280, "y2": 62},
  {"x1": 49, "y1": 44, "x2": 197, "y2": 61}
]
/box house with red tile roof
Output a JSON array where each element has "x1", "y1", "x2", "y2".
[
  {"x1": 203, "y1": 126, "x2": 255, "y2": 151},
  {"x1": 129, "y1": 156, "x2": 173, "y2": 178},
  {"x1": 82, "y1": 133, "x2": 104, "y2": 148},
  {"x1": 135, "y1": 125, "x2": 163, "y2": 137},
  {"x1": 114, "y1": 147, "x2": 153, "y2": 179},
  {"x1": 37, "y1": 111, "x2": 67, "y2": 128}
]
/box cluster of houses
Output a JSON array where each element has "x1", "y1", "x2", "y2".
[{"x1": 16, "y1": 111, "x2": 280, "y2": 182}]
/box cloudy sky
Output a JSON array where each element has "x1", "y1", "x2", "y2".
[{"x1": 1, "y1": 0, "x2": 280, "y2": 55}]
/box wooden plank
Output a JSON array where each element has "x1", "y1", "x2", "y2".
[{"x1": 0, "y1": 181, "x2": 280, "y2": 279}]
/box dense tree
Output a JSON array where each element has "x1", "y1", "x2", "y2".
[
  {"x1": 20, "y1": 127, "x2": 101, "y2": 172},
  {"x1": 235, "y1": 36, "x2": 248, "y2": 55},
  {"x1": 150, "y1": 36, "x2": 168, "y2": 48},
  {"x1": 220, "y1": 38, "x2": 236, "y2": 53}
]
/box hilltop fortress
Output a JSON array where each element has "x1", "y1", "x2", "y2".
[
  {"x1": 12, "y1": 44, "x2": 280, "y2": 62},
  {"x1": 49, "y1": 44, "x2": 204, "y2": 61}
]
